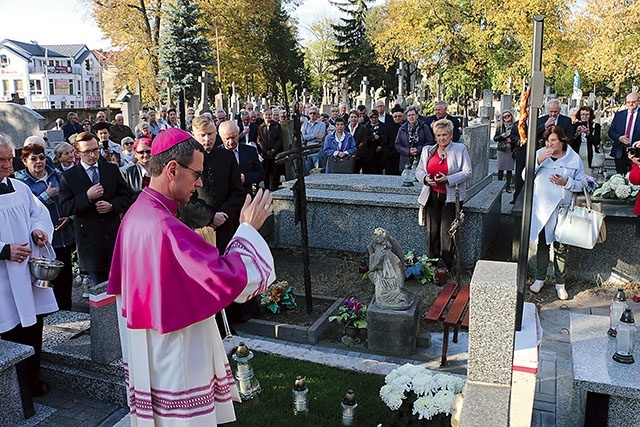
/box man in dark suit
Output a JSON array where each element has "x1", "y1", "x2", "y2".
[
  {"x1": 237, "y1": 111, "x2": 259, "y2": 146},
  {"x1": 180, "y1": 114, "x2": 245, "y2": 252},
  {"x1": 374, "y1": 100, "x2": 394, "y2": 127},
  {"x1": 257, "y1": 109, "x2": 283, "y2": 191},
  {"x1": 62, "y1": 112, "x2": 83, "y2": 142},
  {"x1": 424, "y1": 101, "x2": 461, "y2": 142},
  {"x1": 536, "y1": 99, "x2": 573, "y2": 148},
  {"x1": 218, "y1": 121, "x2": 264, "y2": 195},
  {"x1": 608, "y1": 92, "x2": 640, "y2": 174},
  {"x1": 58, "y1": 132, "x2": 133, "y2": 290}
]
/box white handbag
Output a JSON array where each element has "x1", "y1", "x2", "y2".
[
  {"x1": 591, "y1": 143, "x2": 605, "y2": 168},
  {"x1": 554, "y1": 188, "x2": 605, "y2": 249}
]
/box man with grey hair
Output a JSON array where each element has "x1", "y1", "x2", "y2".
[
  {"x1": 238, "y1": 110, "x2": 258, "y2": 145},
  {"x1": 62, "y1": 111, "x2": 83, "y2": 141},
  {"x1": 147, "y1": 110, "x2": 165, "y2": 137},
  {"x1": 181, "y1": 114, "x2": 244, "y2": 252},
  {"x1": 109, "y1": 113, "x2": 135, "y2": 144},
  {"x1": 536, "y1": 99, "x2": 573, "y2": 148},
  {"x1": 301, "y1": 105, "x2": 326, "y2": 173},
  {"x1": 0, "y1": 134, "x2": 57, "y2": 397},
  {"x1": 215, "y1": 108, "x2": 228, "y2": 127},
  {"x1": 375, "y1": 100, "x2": 393, "y2": 125},
  {"x1": 424, "y1": 101, "x2": 461, "y2": 142}
]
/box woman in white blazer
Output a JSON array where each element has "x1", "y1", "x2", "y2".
[{"x1": 527, "y1": 126, "x2": 586, "y2": 300}]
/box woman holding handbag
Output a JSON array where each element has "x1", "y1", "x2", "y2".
[
  {"x1": 572, "y1": 106, "x2": 602, "y2": 168},
  {"x1": 323, "y1": 117, "x2": 357, "y2": 173},
  {"x1": 494, "y1": 110, "x2": 519, "y2": 192},
  {"x1": 528, "y1": 126, "x2": 587, "y2": 300}
]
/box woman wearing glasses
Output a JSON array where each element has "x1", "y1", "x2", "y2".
[
  {"x1": 415, "y1": 119, "x2": 472, "y2": 274},
  {"x1": 15, "y1": 143, "x2": 75, "y2": 310},
  {"x1": 122, "y1": 137, "x2": 153, "y2": 197},
  {"x1": 494, "y1": 110, "x2": 520, "y2": 192}
]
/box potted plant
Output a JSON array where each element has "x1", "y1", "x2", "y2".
[{"x1": 329, "y1": 297, "x2": 368, "y2": 343}]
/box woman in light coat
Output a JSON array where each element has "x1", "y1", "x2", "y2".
[
  {"x1": 416, "y1": 119, "x2": 472, "y2": 270},
  {"x1": 528, "y1": 126, "x2": 586, "y2": 300}
]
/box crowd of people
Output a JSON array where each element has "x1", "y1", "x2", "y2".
[{"x1": 1, "y1": 91, "x2": 639, "y2": 424}]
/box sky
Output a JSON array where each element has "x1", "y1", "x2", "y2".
[{"x1": 0, "y1": 0, "x2": 385, "y2": 50}]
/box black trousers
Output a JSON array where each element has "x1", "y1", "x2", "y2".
[
  {"x1": 263, "y1": 157, "x2": 280, "y2": 191},
  {"x1": 513, "y1": 147, "x2": 526, "y2": 202},
  {"x1": 1, "y1": 315, "x2": 45, "y2": 388},
  {"x1": 52, "y1": 244, "x2": 75, "y2": 310},
  {"x1": 426, "y1": 192, "x2": 458, "y2": 268}
]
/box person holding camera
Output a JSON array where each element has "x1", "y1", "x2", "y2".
[{"x1": 572, "y1": 106, "x2": 601, "y2": 169}]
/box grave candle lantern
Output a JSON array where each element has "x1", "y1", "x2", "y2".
[
  {"x1": 232, "y1": 342, "x2": 261, "y2": 400},
  {"x1": 613, "y1": 308, "x2": 636, "y2": 364},
  {"x1": 340, "y1": 389, "x2": 357, "y2": 426},
  {"x1": 608, "y1": 288, "x2": 628, "y2": 338},
  {"x1": 292, "y1": 375, "x2": 309, "y2": 414}
]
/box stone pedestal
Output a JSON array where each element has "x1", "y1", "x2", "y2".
[
  {"x1": 460, "y1": 260, "x2": 517, "y2": 427},
  {"x1": 571, "y1": 313, "x2": 640, "y2": 427},
  {"x1": 89, "y1": 281, "x2": 121, "y2": 364},
  {"x1": 0, "y1": 340, "x2": 35, "y2": 425},
  {"x1": 366, "y1": 293, "x2": 420, "y2": 357}
]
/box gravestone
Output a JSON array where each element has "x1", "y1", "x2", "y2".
[
  {"x1": 89, "y1": 281, "x2": 121, "y2": 364},
  {"x1": 339, "y1": 77, "x2": 349, "y2": 106},
  {"x1": 44, "y1": 129, "x2": 64, "y2": 145},
  {"x1": 0, "y1": 103, "x2": 44, "y2": 147},
  {"x1": 214, "y1": 89, "x2": 228, "y2": 114},
  {"x1": 117, "y1": 86, "x2": 141, "y2": 128},
  {"x1": 478, "y1": 90, "x2": 494, "y2": 124},
  {"x1": 500, "y1": 94, "x2": 513, "y2": 114},
  {"x1": 196, "y1": 71, "x2": 212, "y2": 116},
  {"x1": 0, "y1": 341, "x2": 35, "y2": 425}
]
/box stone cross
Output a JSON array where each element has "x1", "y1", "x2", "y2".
[
  {"x1": 302, "y1": 88, "x2": 309, "y2": 106},
  {"x1": 166, "y1": 80, "x2": 172, "y2": 109},
  {"x1": 360, "y1": 76, "x2": 369, "y2": 97},
  {"x1": 396, "y1": 62, "x2": 405, "y2": 106},
  {"x1": 196, "y1": 71, "x2": 212, "y2": 115}
]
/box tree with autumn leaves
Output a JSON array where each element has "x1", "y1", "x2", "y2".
[{"x1": 88, "y1": 0, "x2": 640, "y2": 107}]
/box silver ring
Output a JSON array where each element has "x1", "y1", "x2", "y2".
[{"x1": 264, "y1": 204, "x2": 270, "y2": 211}]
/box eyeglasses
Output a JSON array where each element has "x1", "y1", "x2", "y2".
[
  {"x1": 136, "y1": 149, "x2": 151, "y2": 155},
  {"x1": 502, "y1": 115, "x2": 512, "y2": 119},
  {"x1": 77, "y1": 147, "x2": 100, "y2": 155},
  {"x1": 123, "y1": 142, "x2": 133, "y2": 146},
  {"x1": 176, "y1": 162, "x2": 203, "y2": 182}
]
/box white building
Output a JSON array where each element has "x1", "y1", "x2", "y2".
[{"x1": 0, "y1": 39, "x2": 103, "y2": 109}]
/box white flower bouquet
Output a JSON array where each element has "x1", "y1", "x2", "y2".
[
  {"x1": 592, "y1": 174, "x2": 639, "y2": 202},
  {"x1": 379, "y1": 363, "x2": 465, "y2": 425}
]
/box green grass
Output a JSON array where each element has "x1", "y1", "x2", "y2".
[{"x1": 230, "y1": 351, "x2": 395, "y2": 426}]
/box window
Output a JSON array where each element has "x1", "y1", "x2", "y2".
[
  {"x1": 13, "y1": 80, "x2": 23, "y2": 96},
  {"x1": 96, "y1": 82, "x2": 100, "y2": 93},
  {"x1": 50, "y1": 101, "x2": 56, "y2": 109},
  {"x1": 69, "y1": 79, "x2": 74, "y2": 95},
  {"x1": 0, "y1": 55, "x2": 9, "y2": 67},
  {"x1": 2, "y1": 80, "x2": 9, "y2": 95},
  {"x1": 49, "y1": 79, "x2": 55, "y2": 94},
  {"x1": 30, "y1": 79, "x2": 42, "y2": 95},
  {"x1": 85, "y1": 81, "x2": 89, "y2": 92},
  {"x1": 84, "y1": 59, "x2": 92, "y2": 71}
]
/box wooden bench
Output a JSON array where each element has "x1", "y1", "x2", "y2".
[{"x1": 423, "y1": 283, "x2": 470, "y2": 366}]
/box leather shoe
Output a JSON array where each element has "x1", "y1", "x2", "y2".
[
  {"x1": 529, "y1": 280, "x2": 545, "y2": 293},
  {"x1": 30, "y1": 380, "x2": 50, "y2": 397}
]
